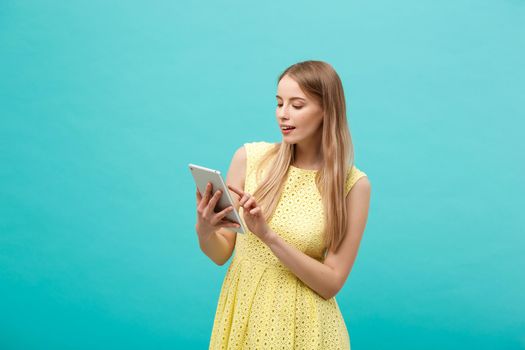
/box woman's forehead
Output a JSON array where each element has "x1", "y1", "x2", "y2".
[{"x1": 277, "y1": 78, "x2": 307, "y2": 99}]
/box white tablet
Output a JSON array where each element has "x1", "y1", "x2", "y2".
[{"x1": 189, "y1": 163, "x2": 246, "y2": 234}]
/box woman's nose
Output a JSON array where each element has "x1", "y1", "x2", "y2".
[{"x1": 277, "y1": 106, "x2": 288, "y2": 119}]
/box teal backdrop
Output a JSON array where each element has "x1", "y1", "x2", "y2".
[{"x1": 1, "y1": 1, "x2": 524, "y2": 349}]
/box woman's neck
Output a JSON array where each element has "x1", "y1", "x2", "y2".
[{"x1": 292, "y1": 138, "x2": 323, "y2": 170}]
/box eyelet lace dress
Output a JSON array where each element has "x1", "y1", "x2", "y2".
[{"x1": 209, "y1": 141, "x2": 367, "y2": 350}]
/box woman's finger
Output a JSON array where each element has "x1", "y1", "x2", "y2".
[
  {"x1": 207, "y1": 189, "x2": 222, "y2": 212},
  {"x1": 240, "y1": 193, "x2": 253, "y2": 207},
  {"x1": 213, "y1": 213, "x2": 238, "y2": 226},
  {"x1": 218, "y1": 219, "x2": 241, "y2": 228},
  {"x1": 243, "y1": 197, "x2": 256, "y2": 210},
  {"x1": 203, "y1": 190, "x2": 221, "y2": 218},
  {"x1": 200, "y1": 183, "x2": 213, "y2": 210},
  {"x1": 250, "y1": 207, "x2": 260, "y2": 215},
  {"x1": 227, "y1": 184, "x2": 243, "y2": 198},
  {"x1": 197, "y1": 190, "x2": 206, "y2": 212},
  {"x1": 213, "y1": 204, "x2": 233, "y2": 222},
  {"x1": 239, "y1": 194, "x2": 247, "y2": 206}
]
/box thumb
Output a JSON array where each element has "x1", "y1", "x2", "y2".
[{"x1": 196, "y1": 188, "x2": 202, "y2": 201}]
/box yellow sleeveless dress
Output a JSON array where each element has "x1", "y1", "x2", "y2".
[{"x1": 209, "y1": 141, "x2": 368, "y2": 350}]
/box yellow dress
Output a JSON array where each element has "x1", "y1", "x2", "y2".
[{"x1": 209, "y1": 141, "x2": 368, "y2": 350}]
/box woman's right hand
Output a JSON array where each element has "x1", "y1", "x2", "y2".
[{"x1": 195, "y1": 182, "x2": 241, "y2": 244}]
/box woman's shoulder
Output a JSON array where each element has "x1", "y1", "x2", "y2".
[
  {"x1": 242, "y1": 141, "x2": 277, "y2": 170},
  {"x1": 242, "y1": 141, "x2": 277, "y2": 157},
  {"x1": 345, "y1": 164, "x2": 368, "y2": 195},
  {"x1": 349, "y1": 164, "x2": 367, "y2": 177},
  {"x1": 243, "y1": 140, "x2": 276, "y2": 149}
]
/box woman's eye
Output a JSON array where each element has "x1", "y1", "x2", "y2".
[{"x1": 276, "y1": 104, "x2": 303, "y2": 109}]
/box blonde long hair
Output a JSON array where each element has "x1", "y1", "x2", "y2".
[{"x1": 252, "y1": 60, "x2": 355, "y2": 255}]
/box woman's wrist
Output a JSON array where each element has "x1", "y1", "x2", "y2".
[
  {"x1": 262, "y1": 228, "x2": 278, "y2": 247},
  {"x1": 196, "y1": 224, "x2": 215, "y2": 246}
]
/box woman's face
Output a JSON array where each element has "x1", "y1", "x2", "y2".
[{"x1": 275, "y1": 75, "x2": 324, "y2": 144}]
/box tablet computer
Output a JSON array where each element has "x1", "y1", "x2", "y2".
[{"x1": 189, "y1": 163, "x2": 246, "y2": 234}]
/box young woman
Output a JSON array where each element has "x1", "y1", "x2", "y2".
[{"x1": 195, "y1": 60, "x2": 372, "y2": 349}]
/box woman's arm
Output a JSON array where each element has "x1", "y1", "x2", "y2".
[
  {"x1": 264, "y1": 176, "x2": 371, "y2": 300},
  {"x1": 198, "y1": 227, "x2": 237, "y2": 266},
  {"x1": 197, "y1": 145, "x2": 246, "y2": 265}
]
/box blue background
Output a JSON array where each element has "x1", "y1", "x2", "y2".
[{"x1": 1, "y1": 1, "x2": 524, "y2": 349}]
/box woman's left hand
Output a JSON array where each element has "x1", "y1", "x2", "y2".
[{"x1": 228, "y1": 184, "x2": 273, "y2": 244}]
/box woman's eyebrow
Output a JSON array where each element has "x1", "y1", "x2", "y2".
[{"x1": 276, "y1": 95, "x2": 306, "y2": 101}]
